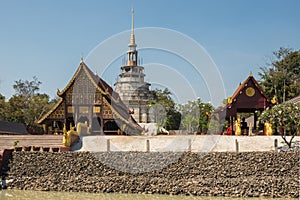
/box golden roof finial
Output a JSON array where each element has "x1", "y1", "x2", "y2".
[
  {"x1": 129, "y1": 7, "x2": 137, "y2": 48},
  {"x1": 250, "y1": 71, "x2": 253, "y2": 77},
  {"x1": 227, "y1": 96, "x2": 232, "y2": 104}
]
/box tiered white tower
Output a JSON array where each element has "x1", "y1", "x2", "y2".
[{"x1": 114, "y1": 9, "x2": 151, "y2": 123}]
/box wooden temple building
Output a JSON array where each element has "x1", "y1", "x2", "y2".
[
  {"x1": 37, "y1": 60, "x2": 142, "y2": 135},
  {"x1": 220, "y1": 73, "x2": 274, "y2": 134}
]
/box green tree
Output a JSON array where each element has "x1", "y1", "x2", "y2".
[
  {"x1": 0, "y1": 94, "x2": 6, "y2": 120},
  {"x1": 181, "y1": 114, "x2": 198, "y2": 133},
  {"x1": 148, "y1": 88, "x2": 181, "y2": 130},
  {"x1": 5, "y1": 77, "x2": 55, "y2": 133},
  {"x1": 177, "y1": 98, "x2": 213, "y2": 134},
  {"x1": 164, "y1": 108, "x2": 181, "y2": 130},
  {"x1": 259, "y1": 102, "x2": 300, "y2": 148},
  {"x1": 13, "y1": 76, "x2": 41, "y2": 97},
  {"x1": 148, "y1": 104, "x2": 166, "y2": 132},
  {"x1": 5, "y1": 95, "x2": 27, "y2": 123},
  {"x1": 259, "y1": 48, "x2": 300, "y2": 103}
]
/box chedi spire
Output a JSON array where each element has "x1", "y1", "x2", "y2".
[{"x1": 129, "y1": 7, "x2": 137, "y2": 49}]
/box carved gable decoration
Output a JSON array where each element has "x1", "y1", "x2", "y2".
[{"x1": 48, "y1": 101, "x2": 65, "y2": 119}]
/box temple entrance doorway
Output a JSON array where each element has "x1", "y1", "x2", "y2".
[
  {"x1": 103, "y1": 120, "x2": 119, "y2": 135},
  {"x1": 77, "y1": 116, "x2": 89, "y2": 125},
  {"x1": 66, "y1": 117, "x2": 75, "y2": 130},
  {"x1": 233, "y1": 110, "x2": 263, "y2": 135}
]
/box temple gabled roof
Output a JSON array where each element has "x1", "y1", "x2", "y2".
[
  {"x1": 38, "y1": 61, "x2": 141, "y2": 131},
  {"x1": 37, "y1": 98, "x2": 63, "y2": 124},
  {"x1": 56, "y1": 60, "x2": 114, "y2": 97},
  {"x1": 0, "y1": 121, "x2": 28, "y2": 135},
  {"x1": 287, "y1": 95, "x2": 300, "y2": 104},
  {"x1": 225, "y1": 73, "x2": 274, "y2": 118},
  {"x1": 227, "y1": 73, "x2": 271, "y2": 108}
]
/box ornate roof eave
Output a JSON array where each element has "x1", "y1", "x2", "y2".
[
  {"x1": 37, "y1": 98, "x2": 64, "y2": 124},
  {"x1": 57, "y1": 62, "x2": 84, "y2": 97},
  {"x1": 250, "y1": 75, "x2": 271, "y2": 101},
  {"x1": 56, "y1": 61, "x2": 112, "y2": 98},
  {"x1": 102, "y1": 97, "x2": 142, "y2": 130},
  {"x1": 81, "y1": 63, "x2": 115, "y2": 98}
]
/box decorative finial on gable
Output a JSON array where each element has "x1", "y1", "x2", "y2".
[
  {"x1": 250, "y1": 71, "x2": 253, "y2": 77},
  {"x1": 80, "y1": 54, "x2": 84, "y2": 64},
  {"x1": 227, "y1": 96, "x2": 232, "y2": 104}
]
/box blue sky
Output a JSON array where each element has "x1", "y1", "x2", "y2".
[{"x1": 0, "y1": 0, "x2": 299, "y2": 106}]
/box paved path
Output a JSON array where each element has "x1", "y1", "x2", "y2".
[{"x1": 0, "y1": 135, "x2": 63, "y2": 150}]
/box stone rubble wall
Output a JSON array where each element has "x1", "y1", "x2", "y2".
[{"x1": 1, "y1": 151, "x2": 299, "y2": 198}]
